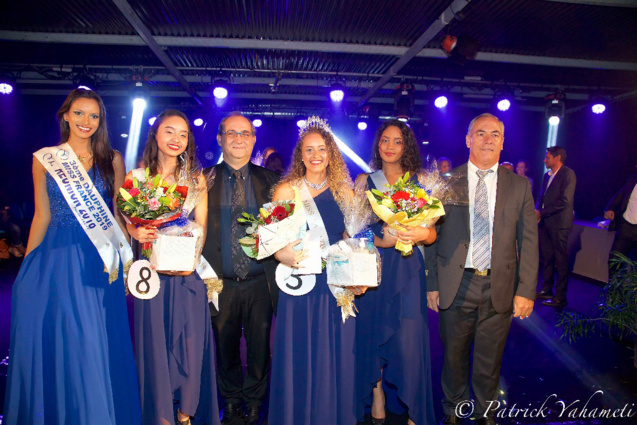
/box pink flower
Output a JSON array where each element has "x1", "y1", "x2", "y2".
[
  {"x1": 148, "y1": 198, "x2": 160, "y2": 211},
  {"x1": 129, "y1": 188, "x2": 140, "y2": 197},
  {"x1": 416, "y1": 197, "x2": 427, "y2": 208}
]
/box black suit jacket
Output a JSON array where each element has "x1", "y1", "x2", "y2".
[
  {"x1": 605, "y1": 174, "x2": 637, "y2": 232},
  {"x1": 202, "y1": 162, "x2": 281, "y2": 316},
  {"x1": 536, "y1": 165, "x2": 576, "y2": 229},
  {"x1": 424, "y1": 164, "x2": 538, "y2": 313}
]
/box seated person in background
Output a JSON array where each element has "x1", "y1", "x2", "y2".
[
  {"x1": 516, "y1": 159, "x2": 534, "y2": 193},
  {"x1": 438, "y1": 157, "x2": 452, "y2": 176},
  {"x1": 0, "y1": 204, "x2": 26, "y2": 258},
  {"x1": 500, "y1": 161, "x2": 514, "y2": 172}
]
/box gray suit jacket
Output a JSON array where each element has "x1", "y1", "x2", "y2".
[{"x1": 425, "y1": 164, "x2": 538, "y2": 313}]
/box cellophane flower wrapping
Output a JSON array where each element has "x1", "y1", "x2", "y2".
[
  {"x1": 238, "y1": 186, "x2": 306, "y2": 260},
  {"x1": 327, "y1": 176, "x2": 382, "y2": 288},
  {"x1": 366, "y1": 171, "x2": 446, "y2": 256},
  {"x1": 150, "y1": 164, "x2": 216, "y2": 272}
]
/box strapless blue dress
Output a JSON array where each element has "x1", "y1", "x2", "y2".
[
  {"x1": 3, "y1": 168, "x2": 141, "y2": 425},
  {"x1": 268, "y1": 189, "x2": 357, "y2": 425}
]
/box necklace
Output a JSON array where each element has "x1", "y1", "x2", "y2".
[
  {"x1": 77, "y1": 152, "x2": 93, "y2": 163},
  {"x1": 304, "y1": 176, "x2": 328, "y2": 190}
]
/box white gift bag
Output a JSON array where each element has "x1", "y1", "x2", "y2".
[{"x1": 327, "y1": 240, "x2": 380, "y2": 287}]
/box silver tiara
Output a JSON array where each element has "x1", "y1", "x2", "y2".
[{"x1": 298, "y1": 116, "x2": 332, "y2": 137}]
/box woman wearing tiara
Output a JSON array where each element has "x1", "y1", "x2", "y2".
[
  {"x1": 126, "y1": 110, "x2": 220, "y2": 425},
  {"x1": 267, "y1": 117, "x2": 362, "y2": 425},
  {"x1": 3, "y1": 89, "x2": 141, "y2": 425},
  {"x1": 355, "y1": 120, "x2": 437, "y2": 425}
]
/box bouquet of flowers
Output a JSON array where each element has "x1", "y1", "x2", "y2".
[
  {"x1": 117, "y1": 168, "x2": 188, "y2": 258},
  {"x1": 366, "y1": 171, "x2": 445, "y2": 256},
  {"x1": 238, "y1": 186, "x2": 306, "y2": 260}
]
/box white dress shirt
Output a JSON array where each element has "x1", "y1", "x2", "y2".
[
  {"x1": 623, "y1": 183, "x2": 637, "y2": 225},
  {"x1": 465, "y1": 161, "x2": 499, "y2": 269}
]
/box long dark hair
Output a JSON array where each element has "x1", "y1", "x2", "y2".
[
  {"x1": 57, "y1": 89, "x2": 115, "y2": 198},
  {"x1": 370, "y1": 119, "x2": 422, "y2": 175},
  {"x1": 142, "y1": 110, "x2": 198, "y2": 178}
]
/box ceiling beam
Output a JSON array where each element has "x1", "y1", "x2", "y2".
[
  {"x1": 109, "y1": 0, "x2": 202, "y2": 105},
  {"x1": 357, "y1": 0, "x2": 472, "y2": 108},
  {"x1": 3, "y1": 30, "x2": 637, "y2": 72}
]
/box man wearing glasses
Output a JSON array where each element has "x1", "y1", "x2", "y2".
[{"x1": 203, "y1": 112, "x2": 280, "y2": 425}]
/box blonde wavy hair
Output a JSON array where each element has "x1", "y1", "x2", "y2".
[{"x1": 277, "y1": 125, "x2": 353, "y2": 211}]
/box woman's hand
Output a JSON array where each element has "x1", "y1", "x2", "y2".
[
  {"x1": 274, "y1": 239, "x2": 308, "y2": 268},
  {"x1": 395, "y1": 225, "x2": 431, "y2": 245},
  {"x1": 375, "y1": 224, "x2": 398, "y2": 248},
  {"x1": 350, "y1": 285, "x2": 369, "y2": 296},
  {"x1": 127, "y1": 223, "x2": 158, "y2": 243}
]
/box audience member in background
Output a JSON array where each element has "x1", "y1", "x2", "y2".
[
  {"x1": 263, "y1": 146, "x2": 276, "y2": 161},
  {"x1": 500, "y1": 161, "x2": 514, "y2": 172},
  {"x1": 604, "y1": 170, "x2": 637, "y2": 260},
  {"x1": 3, "y1": 88, "x2": 141, "y2": 425},
  {"x1": 438, "y1": 157, "x2": 452, "y2": 176},
  {"x1": 264, "y1": 152, "x2": 285, "y2": 174},
  {"x1": 515, "y1": 159, "x2": 534, "y2": 193},
  {"x1": 535, "y1": 146, "x2": 576, "y2": 308},
  {"x1": 0, "y1": 205, "x2": 26, "y2": 257}
]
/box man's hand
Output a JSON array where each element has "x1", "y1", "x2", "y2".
[
  {"x1": 427, "y1": 291, "x2": 440, "y2": 313},
  {"x1": 604, "y1": 210, "x2": 615, "y2": 220},
  {"x1": 535, "y1": 210, "x2": 541, "y2": 223},
  {"x1": 513, "y1": 295, "x2": 534, "y2": 319}
]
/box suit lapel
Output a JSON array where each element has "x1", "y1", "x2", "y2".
[
  {"x1": 250, "y1": 163, "x2": 270, "y2": 206},
  {"x1": 494, "y1": 166, "x2": 510, "y2": 234},
  {"x1": 454, "y1": 163, "x2": 470, "y2": 237}
]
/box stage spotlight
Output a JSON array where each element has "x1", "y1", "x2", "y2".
[
  {"x1": 297, "y1": 118, "x2": 306, "y2": 128},
  {"x1": 121, "y1": 133, "x2": 128, "y2": 138},
  {"x1": 213, "y1": 80, "x2": 229, "y2": 99},
  {"x1": 434, "y1": 95, "x2": 448, "y2": 109},
  {"x1": 193, "y1": 118, "x2": 204, "y2": 127},
  {"x1": 0, "y1": 75, "x2": 15, "y2": 95},
  {"x1": 148, "y1": 116, "x2": 156, "y2": 126},
  {"x1": 329, "y1": 82, "x2": 345, "y2": 103},
  {"x1": 497, "y1": 99, "x2": 511, "y2": 112},
  {"x1": 441, "y1": 35, "x2": 480, "y2": 65},
  {"x1": 591, "y1": 97, "x2": 607, "y2": 114},
  {"x1": 76, "y1": 74, "x2": 97, "y2": 92},
  {"x1": 545, "y1": 98, "x2": 564, "y2": 124},
  {"x1": 394, "y1": 82, "x2": 415, "y2": 122},
  {"x1": 548, "y1": 116, "x2": 560, "y2": 126},
  {"x1": 252, "y1": 118, "x2": 263, "y2": 128},
  {"x1": 358, "y1": 121, "x2": 368, "y2": 130},
  {"x1": 125, "y1": 81, "x2": 148, "y2": 170}
]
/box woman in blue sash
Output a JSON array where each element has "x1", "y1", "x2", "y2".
[
  {"x1": 355, "y1": 120, "x2": 437, "y2": 425},
  {"x1": 126, "y1": 110, "x2": 220, "y2": 425},
  {"x1": 3, "y1": 89, "x2": 141, "y2": 425},
  {"x1": 268, "y1": 117, "x2": 361, "y2": 425}
]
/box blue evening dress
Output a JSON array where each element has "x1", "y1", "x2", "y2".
[
  {"x1": 131, "y1": 167, "x2": 220, "y2": 425},
  {"x1": 354, "y1": 175, "x2": 436, "y2": 424},
  {"x1": 268, "y1": 189, "x2": 357, "y2": 425},
  {"x1": 3, "y1": 167, "x2": 141, "y2": 425}
]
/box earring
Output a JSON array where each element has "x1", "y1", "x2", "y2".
[{"x1": 178, "y1": 153, "x2": 185, "y2": 162}]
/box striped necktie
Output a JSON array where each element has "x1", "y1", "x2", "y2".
[{"x1": 472, "y1": 169, "x2": 493, "y2": 272}]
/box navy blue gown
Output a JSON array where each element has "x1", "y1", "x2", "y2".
[
  {"x1": 3, "y1": 168, "x2": 141, "y2": 425},
  {"x1": 268, "y1": 189, "x2": 357, "y2": 425},
  {"x1": 354, "y1": 175, "x2": 436, "y2": 424}
]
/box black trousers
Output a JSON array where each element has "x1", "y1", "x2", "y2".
[
  {"x1": 610, "y1": 220, "x2": 637, "y2": 260},
  {"x1": 439, "y1": 271, "x2": 512, "y2": 418},
  {"x1": 211, "y1": 274, "x2": 273, "y2": 409},
  {"x1": 539, "y1": 222, "x2": 571, "y2": 301}
]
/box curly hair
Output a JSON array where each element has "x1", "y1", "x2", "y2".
[
  {"x1": 57, "y1": 88, "x2": 115, "y2": 198},
  {"x1": 278, "y1": 124, "x2": 353, "y2": 211},
  {"x1": 142, "y1": 109, "x2": 199, "y2": 179},
  {"x1": 370, "y1": 119, "x2": 422, "y2": 175}
]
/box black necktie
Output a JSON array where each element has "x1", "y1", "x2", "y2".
[{"x1": 231, "y1": 170, "x2": 250, "y2": 278}]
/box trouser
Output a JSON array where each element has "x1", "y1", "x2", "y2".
[
  {"x1": 610, "y1": 220, "x2": 637, "y2": 261},
  {"x1": 211, "y1": 274, "x2": 273, "y2": 409},
  {"x1": 439, "y1": 271, "x2": 512, "y2": 419},
  {"x1": 539, "y1": 222, "x2": 571, "y2": 301}
]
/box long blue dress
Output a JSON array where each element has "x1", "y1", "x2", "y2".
[
  {"x1": 3, "y1": 168, "x2": 141, "y2": 425},
  {"x1": 354, "y1": 175, "x2": 436, "y2": 424},
  {"x1": 134, "y1": 258, "x2": 220, "y2": 425},
  {"x1": 268, "y1": 189, "x2": 357, "y2": 425}
]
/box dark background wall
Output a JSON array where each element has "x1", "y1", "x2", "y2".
[{"x1": 1, "y1": 94, "x2": 636, "y2": 222}]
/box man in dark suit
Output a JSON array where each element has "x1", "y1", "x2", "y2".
[
  {"x1": 535, "y1": 146, "x2": 576, "y2": 308},
  {"x1": 604, "y1": 172, "x2": 637, "y2": 259},
  {"x1": 425, "y1": 113, "x2": 538, "y2": 425},
  {"x1": 202, "y1": 112, "x2": 280, "y2": 425}
]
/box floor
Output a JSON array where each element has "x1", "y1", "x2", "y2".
[{"x1": 0, "y1": 255, "x2": 635, "y2": 425}]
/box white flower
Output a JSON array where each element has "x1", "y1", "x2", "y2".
[{"x1": 155, "y1": 187, "x2": 165, "y2": 198}]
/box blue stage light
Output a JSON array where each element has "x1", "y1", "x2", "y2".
[
  {"x1": 0, "y1": 83, "x2": 13, "y2": 95},
  {"x1": 497, "y1": 99, "x2": 511, "y2": 112},
  {"x1": 193, "y1": 118, "x2": 204, "y2": 127},
  {"x1": 358, "y1": 121, "x2": 368, "y2": 130},
  {"x1": 252, "y1": 118, "x2": 263, "y2": 128},
  {"x1": 148, "y1": 116, "x2": 156, "y2": 126},
  {"x1": 434, "y1": 96, "x2": 448, "y2": 109}
]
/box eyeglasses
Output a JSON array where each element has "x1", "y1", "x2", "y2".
[{"x1": 221, "y1": 130, "x2": 254, "y2": 139}]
